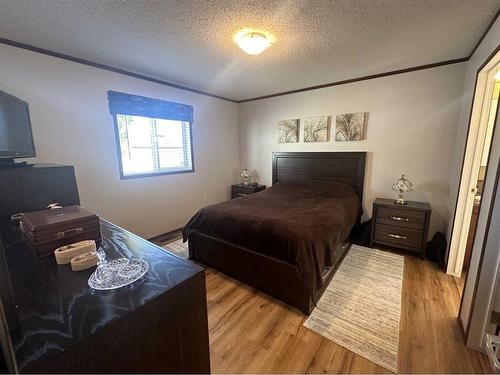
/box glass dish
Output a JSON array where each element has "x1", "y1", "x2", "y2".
[{"x1": 88, "y1": 257, "x2": 148, "y2": 291}]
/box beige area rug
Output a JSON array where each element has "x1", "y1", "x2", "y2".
[
  {"x1": 162, "y1": 238, "x2": 189, "y2": 259},
  {"x1": 304, "y1": 245, "x2": 404, "y2": 373}
]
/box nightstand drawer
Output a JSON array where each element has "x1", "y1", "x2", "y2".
[
  {"x1": 376, "y1": 207, "x2": 426, "y2": 230},
  {"x1": 233, "y1": 192, "x2": 250, "y2": 199},
  {"x1": 232, "y1": 186, "x2": 254, "y2": 194},
  {"x1": 231, "y1": 184, "x2": 266, "y2": 199},
  {"x1": 374, "y1": 223, "x2": 423, "y2": 250},
  {"x1": 232, "y1": 186, "x2": 253, "y2": 195}
]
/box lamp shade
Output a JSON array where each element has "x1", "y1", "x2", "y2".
[
  {"x1": 392, "y1": 175, "x2": 414, "y2": 193},
  {"x1": 391, "y1": 174, "x2": 414, "y2": 205}
]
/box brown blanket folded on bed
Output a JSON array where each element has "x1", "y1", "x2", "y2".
[{"x1": 183, "y1": 180, "x2": 361, "y2": 299}]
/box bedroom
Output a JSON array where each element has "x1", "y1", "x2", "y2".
[{"x1": 0, "y1": 0, "x2": 499, "y2": 373}]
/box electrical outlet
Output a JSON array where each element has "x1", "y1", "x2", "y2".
[{"x1": 203, "y1": 194, "x2": 208, "y2": 202}]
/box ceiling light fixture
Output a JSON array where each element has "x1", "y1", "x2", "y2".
[{"x1": 234, "y1": 29, "x2": 273, "y2": 55}]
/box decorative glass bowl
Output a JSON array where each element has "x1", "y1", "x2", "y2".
[{"x1": 88, "y1": 257, "x2": 148, "y2": 291}]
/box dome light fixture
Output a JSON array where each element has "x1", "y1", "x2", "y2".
[{"x1": 234, "y1": 29, "x2": 273, "y2": 55}]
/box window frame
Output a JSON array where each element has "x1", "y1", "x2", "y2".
[{"x1": 112, "y1": 113, "x2": 195, "y2": 180}]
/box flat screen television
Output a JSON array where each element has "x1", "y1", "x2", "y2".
[{"x1": 0, "y1": 91, "x2": 36, "y2": 160}]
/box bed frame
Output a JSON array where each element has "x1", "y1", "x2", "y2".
[{"x1": 188, "y1": 152, "x2": 366, "y2": 314}]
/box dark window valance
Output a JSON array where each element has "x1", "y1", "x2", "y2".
[{"x1": 107, "y1": 90, "x2": 193, "y2": 122}]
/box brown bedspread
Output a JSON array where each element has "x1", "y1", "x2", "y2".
[{"x1": 182, "y1": 181, "x2": 361, "y2": 299}]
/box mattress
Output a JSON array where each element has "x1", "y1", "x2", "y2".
[{"x1": 183, "y1": 180, "x2": 361, "y2": 298}]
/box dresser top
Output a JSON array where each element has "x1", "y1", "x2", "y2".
[
  {"x1": 374, "y1": 198, "x2": 431, "y2": 211},
  {"x1": 0, "y1": 219, "x2": 202, "y2": 371},
  {"x1": 0, "y1": 163, "x2": 73, "y2": 171}
]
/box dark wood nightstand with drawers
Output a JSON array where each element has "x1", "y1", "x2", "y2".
[
  {"x1": 231, "y1": 183, "x2": 266, "y2": 199},
  {"x1": 369, "y1": 198, "x2": 431, "y2": 258}
]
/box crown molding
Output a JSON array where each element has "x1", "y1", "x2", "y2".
[
  {"x1": 467, "y1": 6, "x2": 500, "y2": 59},
  {"x1": 0, "y1": 37, "x2": 237, "y2": 103},
  {"x1": 237, "y1": 57, "x2": 468, "y2": 103}
]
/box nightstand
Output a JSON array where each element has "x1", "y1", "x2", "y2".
[
  {"x1": 369, "y1": 198, "x2": 431, "y2": 258},
  {"x1": 231, "y1": 183, "x2": 266, "y2": 199}
]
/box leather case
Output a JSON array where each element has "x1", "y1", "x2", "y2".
[{"x1": 20, "y1": 205, "x2": 101, "y2": 257}]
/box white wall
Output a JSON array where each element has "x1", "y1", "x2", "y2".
[
  {"x1": 239, "y1": 63, "x2": 466, "y2": 238},
  {"x1": 0, "y1": 43, "x2": 240, "y2": 239}
]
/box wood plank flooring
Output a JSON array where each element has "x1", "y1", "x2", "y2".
[
  {"x1": 203, "y1": 255, "x2": 491, "y2": 373},
  {"x1": 156, "y1": 235, "x2": 490, "y2": 372}
]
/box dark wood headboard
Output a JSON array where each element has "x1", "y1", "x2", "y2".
[{"x1": 272, "y1": 152, "x2": 366, "y2": 199}]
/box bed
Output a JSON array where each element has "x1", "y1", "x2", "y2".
[{"x1": 183, "y1": 152, "x2": 366, "y2": 314}]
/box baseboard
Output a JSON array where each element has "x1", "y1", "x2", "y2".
[
  {"x1": 457, "y1": 315, "x2": 467, "y2": 344},
  {"x1": 148, "y1": 227, "x2": 183, "y2": 245}
]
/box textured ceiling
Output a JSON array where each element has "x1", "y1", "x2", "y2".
[{"x1": 0, "y1": 0, "x2": 498, "y2": 101}]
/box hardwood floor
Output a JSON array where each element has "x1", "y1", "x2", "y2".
[
  {"x1": 203, "y1": 255, "x2": 491, "y2": 373},
  {"x1": 157, "y1": 233, "x2": 491, "y2": 372}
]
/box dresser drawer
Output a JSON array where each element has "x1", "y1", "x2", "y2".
[
  {"x1": 373, "y1": 223, "x2": 423, "y2": 251},
  {"x1": 376, "y1": 206, "x2": 426, "y2": 230}
]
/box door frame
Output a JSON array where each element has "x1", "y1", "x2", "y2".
[
  {"x1": 447, "y1": 47, "x2": 500, "y2": 277},
  {"x1": 465, "y1": 149, "x2": 500, "y2": 348}
]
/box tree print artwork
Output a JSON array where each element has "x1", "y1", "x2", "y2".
[
  {"x1": 278, "y1": 119, "x2": 299, "y2": 143},
  {"x1": 303, "y1": 116, "x2": 330, "y2": 142},
  {"x1": 335, "y1": 112, "x2": 367, "y2": 141}
]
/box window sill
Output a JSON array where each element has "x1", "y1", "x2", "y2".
[{"x1": 119, "y1": 168, "x2": 195, "y2": 180}]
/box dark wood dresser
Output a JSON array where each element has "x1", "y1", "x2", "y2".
[
  {"x1": 0, "y1": 219, "x2": 210, "y2": 373},
  {"x1": 231, "y1": 183, "x2": 266, "y2": 199},
  {"x1": 369, "y1": 198, "x2": 431, "y2": 258}
]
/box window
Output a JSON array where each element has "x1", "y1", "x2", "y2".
[
  {"x1": 108, "y1": 91, "x2": 194, "y2": 178},
  {"x1": 116, "y1": 115, "x2": 192, "y2": 176}
]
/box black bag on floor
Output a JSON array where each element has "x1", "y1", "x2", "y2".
[
  {"x1": 352, "y1": 219, "x2": 372, "y2": 247},
  {"x1": 427, "y1": 232, "x2": 447, "y2": 269}
]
